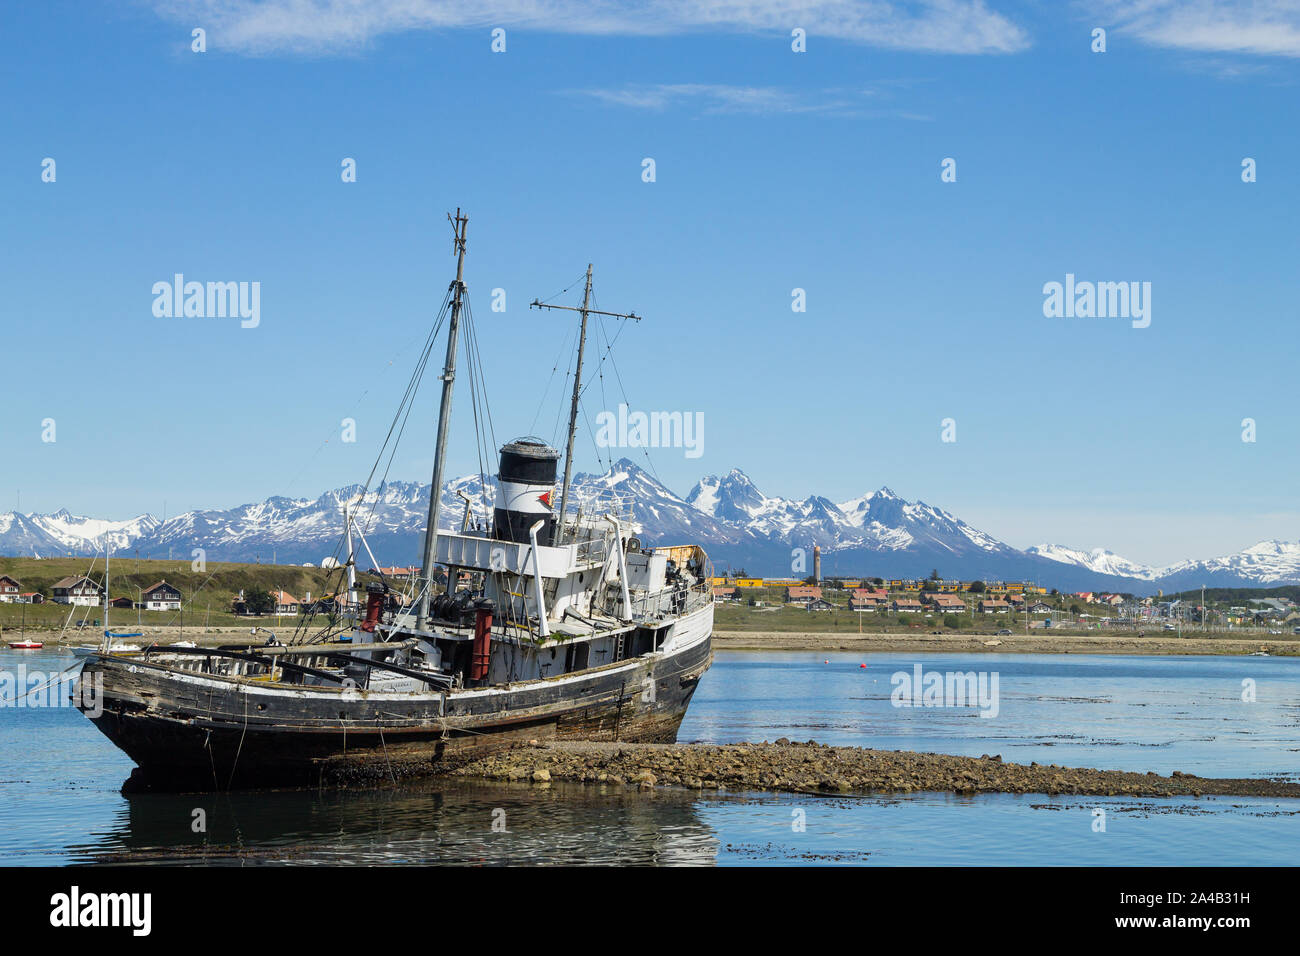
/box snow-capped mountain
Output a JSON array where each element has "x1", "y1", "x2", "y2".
[
  {"x1": 0, "y1": 510, "x2": 159, "y2": 557},
  {"x1": 1031, "y1": 539, "x2": 1300, "y2": 591},
  {"x1": 3, "y1": 461, "x2": 1299, "y2": 594},
  {"x1": 1027, "y1": 544, "x2": 1158, "y2": 581}
]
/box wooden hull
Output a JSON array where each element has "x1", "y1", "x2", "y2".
[{"x1": 77, "y1": 612, "x2": 713, "y2": 792}]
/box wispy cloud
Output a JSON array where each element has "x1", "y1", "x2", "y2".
[
  {"x1": 149, "y1": 0, "x2": 1030, "y2": 56},
  {"x1": 571, "y1": 82, "x2": 931, "y2": 118},
  {"x1": 1090, "y1": 1, "x2": 1300, "y2": 58}
]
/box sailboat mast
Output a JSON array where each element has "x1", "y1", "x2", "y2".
[
  {"x1": 417, "y1": 209, "x2": 469, "y2": 631},
  {"x1": 556, "y1": 264, "x2": 593, "y2": 543},
  {"x1": 101, "y1": 539, "x2": 110, "y2": 651}
]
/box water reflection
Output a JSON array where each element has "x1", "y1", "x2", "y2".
[
  {"x1": 70, "y1": 780, "x2": 720, "y2": 866},
  {"x1": 5, "y1": 648, "x2": 1299, "y2": 866}
]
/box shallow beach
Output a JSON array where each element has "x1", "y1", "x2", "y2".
[{"x1": 713, "y1": 628, "x2": 1296, "y2": 656}]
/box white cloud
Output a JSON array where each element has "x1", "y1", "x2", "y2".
[
  {"x1": 1091, "y1": 1, "x2": 1300, "y2": 57},
  {"x1": 573, "y1": 83, "x2": 913, "y2": 116},
  {"x1": 150, "y1": 0, "x2": 1030, "y2": 56}
]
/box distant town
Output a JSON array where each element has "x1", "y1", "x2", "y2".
[
  {"x1": 709, "y1": 572, "x2": 1300, "y2": 632},
  {"x1": 2, "y1": 555, "x2": 1298, "y2": 637}
]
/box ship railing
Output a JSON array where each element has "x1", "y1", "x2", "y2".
[
  {"x1": 572, "y1": 534, "x2": 610, "y2": 568},
  {"x1": 560, "y1": 490, "x2": 636, "y2": 531},
  {"x1": 604, "y1": 580, "x2": 709, "y2": 622}
]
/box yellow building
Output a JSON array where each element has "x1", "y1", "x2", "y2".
[{"x1": 735, "y1": 579, "x2": 764, "y2": 588}]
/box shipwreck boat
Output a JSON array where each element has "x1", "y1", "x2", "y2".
[{"x1": 77, "y1": 211, "x2": 714, "y2": 791}]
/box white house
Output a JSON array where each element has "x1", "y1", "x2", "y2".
[
  {"x1": 0, "y1": 574, "x2": 20, "y2": 603},
  {"x1": 52, "y1": 575, "x2": 103, "y2": 606},
  {"x1": 272, "y1": 590, "x2": 300, "y2": 615},
  {"x1": 140, "y1": 580, "x2": 182, "y2": 612}
]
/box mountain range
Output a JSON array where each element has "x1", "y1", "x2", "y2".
[{"x1": 2, "y1": 459, "x2": 1297, "y2": 595}]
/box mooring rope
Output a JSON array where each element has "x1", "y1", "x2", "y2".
[
  {"x1": 376, "y1": 719, "x2": 397, "y2": 784},
  {"x1": 226, "y1": 693, "x2": 250, "y2": 790}
]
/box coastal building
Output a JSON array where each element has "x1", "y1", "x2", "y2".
[
  {"x1": 141, "y1": 580, "x2": 183, "y2": 611},
  {"x1": 108, "y1": 596, "x2": 133, "y2": 609},
  {"x1": 0, "y1": 574, "x2": 20, "y2": 603},
  {"x1": 892, "y1": 598, "x2": 925, "y2": 613},
  {"x1": 272, "y1": 590, "x2": 301, "y2": 615},
  {"x1": 18, "y1": 592, "x2": 44, "y2": 604},
  {"x1": 929, "y1": 594, "x2": 967, "y2": 612},
  {"x1": 848, "y1": 588, "x2": 887, "y2": 611},
  {"x1": 52, "y1": 575, "x2": 103, "y2": 606},
  {"x1": 807, "y1": 597, "x2": 836, "y2": 611},
  {"x1": 1028, "y1": 601, "x2": 1053, "y2": 614},
  {"x1": 978, "y1": 599, "x2": 1011, "y2": 614},
  {"x1": 848, "y1": 596, "x2": 882, "y2": 611},
  {"x1": 369, "y1": 566, "x2": 420, "y2": 580},
  {"x1": 711, "y1": 585, "x2": 739, "y2": 603},
  {"x1": 303, "y1": 593, "x2": 341, "y2": 614},
  {"x1": 785, "y1": 586, "x2": 822, "y2": 605}
]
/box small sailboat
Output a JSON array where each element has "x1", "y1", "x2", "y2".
[
  {"x1": 72, "y1": 543, "x2": 143, "y2": 657},
  {"x1": 7, "y1": 601, "x2": 43, "y2": 647}
]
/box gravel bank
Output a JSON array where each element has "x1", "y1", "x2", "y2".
[
  {"x1": 714, "y1": 629, "x2": 1296, "y2": 657},
  {"x1": 447, "y1": 739, "x2": 1300, "y2": 799}
]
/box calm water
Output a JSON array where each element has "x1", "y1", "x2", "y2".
[{"x1": 1, "y1": 648, "x2": 1297, "y2": 865}]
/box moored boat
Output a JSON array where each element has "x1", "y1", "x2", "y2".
[{"x1": 77, "y1": 211, "x2": 714, "y2": 791}]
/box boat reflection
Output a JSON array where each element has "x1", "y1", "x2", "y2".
[{"x1": 67, "y1": 779, "x2": 721, "y2": 866}]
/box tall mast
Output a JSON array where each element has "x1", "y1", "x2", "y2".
[
  {"x1": 557, "y1": 264, "x2": 593, "y2": 542},
  {"x1": 417, "y1": 209, "x2": 469, "y2": 631},
  {"x1": 530, "y1": 265, "x2": 640, "y2": 545},
  {"x1": 101, "y1": 539, "x2": 110, "y2": 651}
]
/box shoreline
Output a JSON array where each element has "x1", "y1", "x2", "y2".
[
  {"x1": 449, "y1": 740, "x2": 1300, "y2": 799},
  {"x1": 6, "y1": 625, "x2": 1292, "y2": 658},
  {"x1": 713, "y1": 629, "x2": 1296, "y2": 657}
]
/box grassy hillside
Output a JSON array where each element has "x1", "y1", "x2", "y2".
[{"x1": 0, "y1": 556, "x2": 353, "y2": 631}]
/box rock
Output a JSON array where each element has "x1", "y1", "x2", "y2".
[{"x1": 531, "y1": 769, "x2": 551, "y2": 783}]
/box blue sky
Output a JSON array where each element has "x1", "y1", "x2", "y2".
[{"x1": 2, "y1": 1, "x2": 1298, "y2": 565}]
